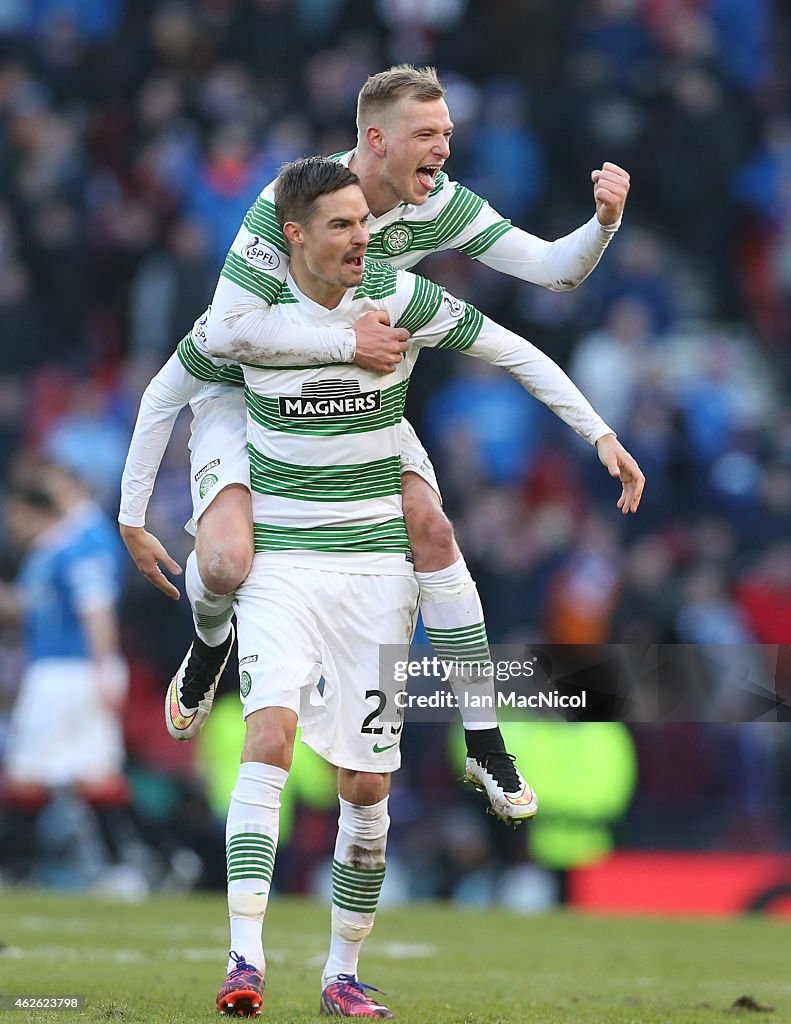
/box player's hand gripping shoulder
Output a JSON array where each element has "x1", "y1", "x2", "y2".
[
  {"x1": 352, "y1": 310, "x2": 410, "y2": 374},
  {"x1": 591, "y1": 162, "x2": 630, "y2": 226},
  {"x1": 119, "y1": 524, "x2": 182, "y2": 600},
  {"x1": 595, "y1": 433, "x2": 645, "y2": 514}
]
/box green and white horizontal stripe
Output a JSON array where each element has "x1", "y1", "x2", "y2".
[
  {"x1": 435, "y1": 305, "x2": 484, "y2": 351},
  {"x1": 457, "y1": 218, "x2": 513, "y2": 259},
  {"x1": 353, "y1": 260, "x2": 399, "y2": 301},
  {"x1": 177, "y1": 333, "x2": 244, "y2": 387},
  {"x1": 273, "y1": 281, "x2": 299, "y2": 305},
  {"x1": 253, "y1": 517, "x2": 409, "y2": 554},
  {"x1": 395, "y1": 275, "x2": 444, "y2": 335},
  {"x1": 249, "y1": 448, "x2": 401, "y2": 503},
  {"x1": 226, "y1": 831, "x2": 277, "y2": 885},
  {"x1": 242, "y1": 197, "x2": 288, "y2": 254},
  {"x1": 331, "y1": 858, "x2": 386, "y2": 914},
  {"x1": 220, "y1": 251, "x2": 283, "y2": 304},
  {"x1": 195, "y1": 607, "x2": 234, "y2": 630},
  {"x1": 429, "y1": 170, "x2": 448, "y2": 195},
  {"x1": 424, "y1": 622, "x2": 491, "y2": 664}
]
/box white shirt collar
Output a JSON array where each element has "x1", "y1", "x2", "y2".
[{"x1": 286, "y1": 272, "x2": 356, "y2": 317}]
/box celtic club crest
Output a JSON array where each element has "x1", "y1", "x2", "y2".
[
  {"x1": 199, "y1": 473, "x2": 218, "y2": 498},
  {"x1": 381, "y1": 222, "x2": 414, "y2": 256}
]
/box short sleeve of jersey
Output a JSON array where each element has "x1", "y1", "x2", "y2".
[{"x1": 219, "y1": 181, "x2": 290, "y2": 305}]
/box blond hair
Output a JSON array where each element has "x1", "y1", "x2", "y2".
[{"x1": 356, "y1": 65, "x2": 445, "y2": 132}]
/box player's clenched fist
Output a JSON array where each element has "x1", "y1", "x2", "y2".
[
  {"x1": 591, "y1": 162, "x2": 630, "y2": 227},
  {"x1": 352, "y1": 310, "x2": 410, "y2": 374}
]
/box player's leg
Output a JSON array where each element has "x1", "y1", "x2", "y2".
[
  {"x1": 216, "y1": 561, "x2": 322, "y2": 1017},
  {"x1": 304, "y1": 570, "x2": 416, "y2": 1019},
  {"x1": 399, "y1": 420, "x2": 538, "y2": 823},
  {"x1": 0, "y1": 781, "x2": 48, "y2": 883},
  {"x1": 216, "y1": 705, "x2": 294, "y2": 1018},
  {"x1": 167, "y1": 390, "x2": 254, "y2": 741},
  {"x1": 320, "y1": 770, "x2": 393, "y2": 1019}
]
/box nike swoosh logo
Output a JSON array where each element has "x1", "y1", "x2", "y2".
[
  {"x1": 372, "y1": 741, "x2": 399, "y2": 754},
  {"x1": 506, "y1": 787, "x2": 537, "y2": 806},
  {"x1": 168, "y1": 679, "x2": 195, "y2": 730}
]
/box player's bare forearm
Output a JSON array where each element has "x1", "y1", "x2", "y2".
[
  {"x1": 80, "y1": 604, "x2": 129, "y2": 713},
  {"x1": 119, "y1": 524, "x2": 182, "y2": 600},
  {"x1": 595, "y1": 433, "x2": 645, "y2": 514}
]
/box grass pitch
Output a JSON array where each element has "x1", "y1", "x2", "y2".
[{"x1": 0, "y1": 889, "x2": 788, "y2": 1023}]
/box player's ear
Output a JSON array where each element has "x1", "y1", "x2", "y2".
[
  {"x1": 366, "y1": 124, "x2": 386, "y2": 157},
  {"x1": 283, "y1": 222, "x2": 303, "y2": 247}
]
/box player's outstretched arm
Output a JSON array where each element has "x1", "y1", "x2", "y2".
[
  {"x1": 433, "y1": 309, "x2": 615, "y2": 447},
  {"x1": 119, "y1": 347, "x2": 209, "y2": 596},
  {"x1": 594, "y1": 432, "x2": 645, "y2": 514},
  {"x1": 457, "y1": 163, "x2": 629, "y2": 291},
  {"x1": 414, "y1": 292, "x2": 644, "y2": 512},
  {"x1": 408, "y1": 280, "x2": 626, "y2": 458}
]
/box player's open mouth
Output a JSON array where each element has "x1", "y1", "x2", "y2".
[
  {"x1": 345, "y1": 255, "x2": 364, "y2": 270},
  {"x1": 416, "y1": 165, "x2": 440, "y2": 191}
]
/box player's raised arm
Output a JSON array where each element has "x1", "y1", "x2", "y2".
[{"x1": 450, "y1": 164, "x2": 629, "y2": 291}]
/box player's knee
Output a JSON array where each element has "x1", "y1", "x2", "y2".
[
  {"x1": 341, "y1": 771, "x2": 389, "y2": 806},
  {"x1": 242, "y1": 734, "x2": 293, "y2": 770},
  {"x1": 404, "y1": 503, "x2": 456, "y2": 569},
  {"x1": 243, "y1": 713, "x2": 295, "y2": 770},
  {"x1": 197, "y1": 538, "x2": 253, "y2": 594}
]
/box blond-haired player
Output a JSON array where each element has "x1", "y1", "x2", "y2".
[{"x1": 119, "y1": 66, "x2": 631, "y2": 823}]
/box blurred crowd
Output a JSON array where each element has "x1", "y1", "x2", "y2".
[{"x1": 1, "y1": 0, "x2": 791, "y2": 899}]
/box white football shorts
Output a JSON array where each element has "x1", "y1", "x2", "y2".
[
  {"x1": 399, "y1": 418, "x2": 441, "y2": 498},
  {"x1": 186, "y1": 387, "x2": 250, "y2": 535},
  {"x1": 5, "y1": 659, "x2": 126, "y2": 786},
  {"x1": 233, "y1": 556, "x2": 420, "y2": 773}
]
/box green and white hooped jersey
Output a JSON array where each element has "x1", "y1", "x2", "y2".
[
  {"x1": 218, "y1": 150, "x2": 513, "y2": 312},
  {"x1": 177, "y1": 260, "x2": 485, "y2": 573}
]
